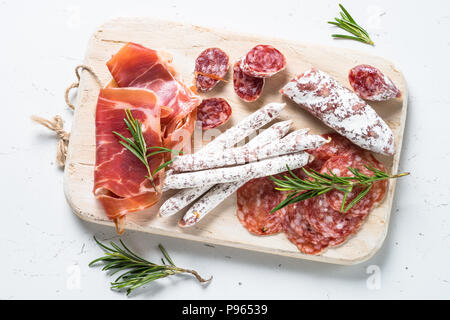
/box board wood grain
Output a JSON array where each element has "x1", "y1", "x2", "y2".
[{"x1": 64, "y1": 17, "x2": 408, "y2": 265}]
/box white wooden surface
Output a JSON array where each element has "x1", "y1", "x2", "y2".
[
  {"x1": 64, "y1": 18, "x2": 407, "y2": 265},
  {"x1": 2, "y1": 0, "x2": 450, "y2": 299}
]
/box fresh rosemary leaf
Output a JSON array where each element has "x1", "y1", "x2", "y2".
[
  {"x1": 271, "y1": 165, "x2": 409, "y2": 213},
  {"x1": 159, "y1": 244, "x2": 176, "y2": 266},
  {"x1": 339, "y1": 3, "x2": 356, "y2": 24},
  {"x1": 153, "y1": 159, "x2": 175, "y2": 176},
  {"x1": 90, "y1": 237, "x2": 211, "y2": 296},
  {"x1": 328, "y1": 4, "x2": 374, "y2": 45},
  {"x1": 343, "y1": 184, "x2": 372, "y2": 213}
]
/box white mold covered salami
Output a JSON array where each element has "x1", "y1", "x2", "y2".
[
  {"x1": 179, "y1": 120, "x2": 292, "y2": 227},
  {"x1": 163, "y1": 152, "x2": 311, "y2": 190},
  {"x1": 159, "y1": 103, "x2": 286, "y2": 217},
  {"x1": 349, "y1": 64, "x2": 401, "y2": 101},
  {"x1": 281, "y1": 68, "x2": 395, "y2": 155},
  {"x1": 195, "y1": 48, "x2": 229, "y2": 92},
  {"x1": 240, "y1": 45, "x2": 286, "y2": 78},
  {"x1": 171, "y1": 129, "x2": 328, "y2": 172}
]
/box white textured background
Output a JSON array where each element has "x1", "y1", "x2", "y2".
[{"x1": 1, "y1": 0, "x2": 449, "y2": 299}]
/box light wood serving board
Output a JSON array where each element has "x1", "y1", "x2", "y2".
[{"x1": 64, "y1": 17, "x2": 408, "y2": 265}]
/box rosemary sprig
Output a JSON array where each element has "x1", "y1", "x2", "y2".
[
  {"x1": 270, "y1": 165, "x2": 409, "y2": 213},
  {"x1": 89, "y1": 237, "x2": 212, "y2": 296},
  {"x1": 328, "y1": 4, "x2": 374, "y2": 45},
  {"x1": 112, "y1": 109, "x2": 182, "y2": 193}
]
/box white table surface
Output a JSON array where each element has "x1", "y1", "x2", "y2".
[{"x1": 1, "y1": 0, "x2": 449, "y2": 299}]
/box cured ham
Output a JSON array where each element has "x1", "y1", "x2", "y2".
[
  {"x1": 106, "y1": 42, "x2": 201, "y2": 153},
  {"x1": 93, "y1": 88, "x2": 163, "y2": 234}
]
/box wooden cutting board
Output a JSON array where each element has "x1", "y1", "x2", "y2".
[{"x1": 64, "y1": 17, "x2": 408, "y2": 265}]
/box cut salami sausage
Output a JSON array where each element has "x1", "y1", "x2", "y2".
[
  {"x1": 349, "y1": 64, "x2": 401, "y2": 101},
  {"x1": 241, "y1": 45, "x2": 286, "y2": 78},
  {"x1": 292, "y1": 133, "x2": 358, "y2": 179},
  {"x1": 195, "y1": 48, "x2": 229, "y2": 92},
  {"x1": 159, "y1": 102, "x2": 286, "y2": 217},
  {"x1": 281, "y1": 68, "x2": 395, "y2": 155},
  {"x1": 321, "y1": 153, "x2": 388, "y2": 214},
  {"x1": 237, "y1": 177, "x2": 286, "y2": 235},
  {"x1": 287, "y1": 200, "x2": 332, "y2": 247},
  {"x1": 171, "y1": 129, "x2": 327, "y2": 173},
  {"x1": 179, "y1": 120, "x2": 292, "y2": 227},
  {"x1": 197, "y1": 98, "x2": 232, "y2": 130},
  {"x1": 306, "y1": 194, "x2": 368, "y2": 244},
  {"x1": 307, "y1": 133, "x2": 360, "y2": 162},
  {"x1": 282, "y1": 202, "x2": 329, "y2": 255},
  {"x1": 233, "y1": 59, "x2": 265, "y2": 102}
]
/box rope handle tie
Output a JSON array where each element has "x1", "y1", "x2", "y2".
[{"x1": 32, "y1": 65, "x2": 101, "y2": 168}]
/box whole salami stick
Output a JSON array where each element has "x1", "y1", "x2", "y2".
[
  {"x1": 281, "y1": 68, "x2": 395, "y2": 155},
  {"x1": 171, "y1": 129, "x2": 329, "y2": 172},
  {"x1": 179, "y1": 123, "x2": 296, "y2": 227},
  {"x1": 209, "y1": 102, "x2": 286, "y2": 150},
  {"x1": 163, "y1": 152, "x2": 311, "y2": 190},
  {"x1": 159, "y1": 103, "x2": 286, "y2": 217}
]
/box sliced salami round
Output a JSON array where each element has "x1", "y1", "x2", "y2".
[
  {"x1": 349, "y1": 64, "x2": 401, "y2": 101},
  {"x1": 237, "y1": 177, "x2": 286, "y2": 235},
  {"x1": 233, "y1": 59, "x2": 265, "y2": 102},
  {"x1": 306, "y1": 194, "x2": 368, "y2": 243},
  {"x1": 195, "y1": 48, "x2": 229, "y2": 92},
  {"x1": 320, "y1": 153, "x2": 388, "y2": 214},
  {"x1": 288, "y1": 200, "x2": 332, "y2": 247},
  {"x1": 307, "y1": 133, "x2": 361, "y2": 163},
  {"x1": 197, "y1": 98, "x2": 232, "y2": 130},
  {"x1": 282, "y1": 202, "x2": 329, "y2": 255},
  {"x1": 241, "y1": 45, "x2": 286, "y2": 78}
]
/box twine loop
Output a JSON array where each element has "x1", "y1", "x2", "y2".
[
  {"x1": 33, "y1": 65, "x2": 101, "y2": 168},
  {"x1": 64, "y1": 64, "x2": 101, "y2": 110}
]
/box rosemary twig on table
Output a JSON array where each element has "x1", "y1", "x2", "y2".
[
  {"x1": 328, "y1": 4, "x2": 374, "y2": 45},
  {"x1": 112, "y1": 109, "x2": 182, "y2": 193},
  {"x1": 270, "y1": 165, "x2": 409, "y2": 213},
  {"x1": 89, "y1": 237, "x2": 212, "y2": 296}
]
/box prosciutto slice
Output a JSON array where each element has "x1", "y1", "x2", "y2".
[
  {"x1": 106, "y1": 43, "x2": 201, "y2": 153},
  {"x1": 93, "y1": 88, "x2": 163, "y2": 234}
]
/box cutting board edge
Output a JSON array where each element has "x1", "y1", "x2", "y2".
[{"x1": 63, "y1": 17, "x2": 409, "y2": 265}]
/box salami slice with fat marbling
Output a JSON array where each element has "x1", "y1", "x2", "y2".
[
  {"x1": 307, "y1": 133, "x2": 360, "y2": 162},
  {"x1": 348, "y1": 64, "x2": 401, "y2": 101},
  {"x1": 233, "y1": 59, "x2": 265, "y2": 102},
  {"x1": 321, "y1": 153, "x2": 388, "y2": 214},
  {"x1": 195, "y1": 48, "x2": 229, "y2": 92},
  {"x1": 306, "y1": 194, "x2": 368, "y2": 244},
  {"x1": 197, "y1": 98, "x2": 232, "y2": 130},
  {"x1": 282, "y1": 201, "x2": 329, "y2": 255},
  {"x1": 240, "y1": 45, "x2": 286, "y2": 78},
  {"x1": 237, "y1": 177, "x2": 286, "y2": 235}
]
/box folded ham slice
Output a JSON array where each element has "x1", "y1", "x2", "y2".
[
  {"x1": 93, "y1": 88, "x2": 163, "y2": 234},
  {"x1": 106, "y1": 43, "x2": 201, "y2": 153}
]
